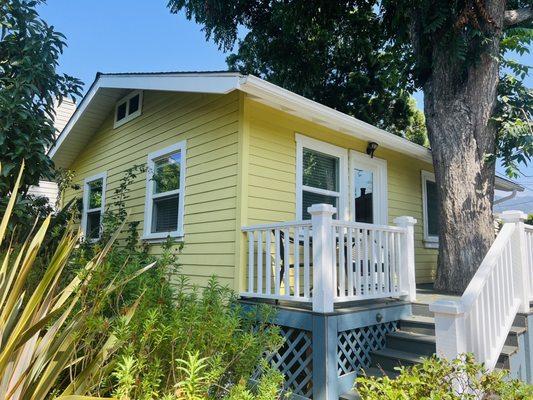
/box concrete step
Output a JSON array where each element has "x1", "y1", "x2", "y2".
[
  {"x1": 386, "y1": 331, "x2": 436, "y2": 356},
  {"x1": 398, "y1": 315, "x2": 435, "y2": 335},
  {"x1": 370, "y1": 348, "x2": 424, "y2": 371},
  {"x1": 411, "y1": 303, "x2": 433, "y2": 318},
  {"x1": 505, "y1": 326, "x2": 527, "y2": 347}
]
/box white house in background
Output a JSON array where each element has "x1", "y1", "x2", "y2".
[{"x1": 28, "y1": 98, "x2": 76, "y2": 207}]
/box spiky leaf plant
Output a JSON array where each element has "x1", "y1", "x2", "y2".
[{"x1": 0, "y1": 162, "x2": 153, "y2": 400}]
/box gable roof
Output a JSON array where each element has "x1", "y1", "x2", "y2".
[{"x1": 49, "y1": 71, "x2": 523, "y2": 193}]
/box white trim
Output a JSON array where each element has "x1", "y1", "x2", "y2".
[
  {"x1": 295, "y1": 134, "x2": 348, "y2": 220},
  {"x1": 113, "y1": 90, "x2": 143, "y2": 128},
  {"x1": 349, "y1": 151, "x2": 388, "y2": 225},
  {"x1": 142, "y1": 140, "x2": 187, "y2": 240},
  {"x1": 81, "y1": 171, "x2": 107, "y2": 240},
  {"x1": 421, "y1": 170, "x2": 439, "y2": 246}
]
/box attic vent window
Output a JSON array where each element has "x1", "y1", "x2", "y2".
[{"x1": 114, "y1": 90, "x2": 143, "y2": 128}]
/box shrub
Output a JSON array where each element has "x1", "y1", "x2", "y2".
[
  {"x1": 356, "y1": 354, "x2": 533, "y2": 399},
  {"x1": 0, "y1": 162, "x2": 153, "y2": 400}
]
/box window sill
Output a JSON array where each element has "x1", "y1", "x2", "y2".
[
  {"x1": 423, "y1": 239, "x2": 439, "y2": 249},
  {"x1": 141, "y1": 234, "x2": 184, "y2": 244}
]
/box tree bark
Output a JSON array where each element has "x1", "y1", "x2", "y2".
[{"x1": 425, "y1": 1, "x2": 506, "y2": 293}]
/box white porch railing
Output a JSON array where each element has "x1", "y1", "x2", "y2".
[
  {"x1": 241, "y1": 204, "x2": 417, "y2": 312},
  {"x1": 525, "y1": 224, "x2": 533, "y2": 301},
  {"x1": 431, "y1": 211, "x2": 532, "y2": 370}
]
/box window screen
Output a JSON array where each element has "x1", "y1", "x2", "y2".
[
  {"x1": 149, "y1": 151, "x2": 181, "y2": 234},
  {"x1": 303, "y1": 148, "x2": 338, "y2": 191},
  {"x1": 301, "y1": 148, "x2": 340, "y2": 219},
  {"x1": 426, "y1": 179, "x2": 439, "y2": 237}
]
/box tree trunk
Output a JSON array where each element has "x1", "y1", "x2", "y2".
[{"x1": 424, "y1": 1, "x2": 506, "y2": 293}]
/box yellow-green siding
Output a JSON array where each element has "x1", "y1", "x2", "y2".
[
  {"x1": 64, "y1": 89, "x2": 438, "y2": 291},
  {"x1": 241, "y1": 98, "x2": 438, "y2": 283},
  {"x1": 65, "y1": 90, "x2": 240, "y2": 287}
]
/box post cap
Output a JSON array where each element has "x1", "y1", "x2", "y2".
[
  {"x1": 393, "y1": 216, "x2": 417, "y2": 226},
  {"x1": 308, "y1": 203, "x2": 337, "y2": 216},
  {"x1": 429, "y1": 299, "x2": 464, "y2": 315},
  {"x1": 500, "y1": 210, "x2": 528, "y2": 223}
]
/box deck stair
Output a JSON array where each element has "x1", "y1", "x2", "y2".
[{"x1": 341, "y1": 302, "x2": 531, "y2": 400}]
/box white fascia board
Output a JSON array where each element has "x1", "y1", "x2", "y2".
[
  {"x1": 49, "y1": 73, "x2": 243, "y2": 161},
  {"x1": 239, "y1": 75, "x2": 434, "y2": 164},
  {"x1": 495, "y1": 175, "x2": 524, "y2": 192},
  {"x1": 48, "y1": 77, "x2": 102, "y2": 159},
  {"x1": 98, "y1": 73, "x2": 242, "y2": 94}
]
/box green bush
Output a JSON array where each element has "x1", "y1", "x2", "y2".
[
  {"x1": 52, "y1": 165, "x2": 287, "y2": 399},
  {"x1": 356, "y1": 354, "x2": 533, "y2": 399}
]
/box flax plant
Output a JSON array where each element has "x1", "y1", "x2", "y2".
[{"x1": 0, "y1": 162, "x2": 154, "y2": 400}]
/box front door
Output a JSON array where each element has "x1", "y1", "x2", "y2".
[{"x1": 350, "y1": 151, "x2": 388, "y2": 225}]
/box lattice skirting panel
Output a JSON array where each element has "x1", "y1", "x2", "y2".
[
  {"x1": 337, "y1": 321, "x2": 398, "y2": 376},
  {"x1": 258, "y1": 326, "x2": 313, "y2": 399}
]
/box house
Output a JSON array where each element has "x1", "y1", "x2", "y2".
[
  {"x1": 49, "y1": 72, "x2": 533, "y2": 399},
  {"x1": 28, "y1": 98, "x2": 76, "y2": 207}
]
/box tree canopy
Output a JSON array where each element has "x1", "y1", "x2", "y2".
[
  {"x1": 0, "y1": 0, "x2": 82, "y2": 197},
  {"x1": 170, "y1": 0, "x2": 425, "y2": 138}
]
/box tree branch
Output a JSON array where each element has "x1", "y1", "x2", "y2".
[{"x1": 504, "y1": 7, "x2": 533, "y2": 28}]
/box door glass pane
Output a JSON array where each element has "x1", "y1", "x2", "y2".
[
  {"x1": 88, "y1": 180, "x2": 103, "y2": 209},
  {"x1": 86, "y1": 210, "x2": 101, "y2": 239},
  {"x1": 354, "y1": 168, "x2": 373, "y2": 223},
  {"x1": 302, "y1": 148, "x2": 338, "y2": 191},
  {"x1": 153, "y1": 152, "x2": 181, "y2": 194},
  {"x1": 152, "y1": 194, "x2": 179, "y2": 233},
  {"x1": 426, "y1": 180, "x2": 439, "y2": 236},
  {"x1": 302, "y1": 190, "x2": 338, "y2": 220}
]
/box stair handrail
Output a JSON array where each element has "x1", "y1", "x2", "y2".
[{"x1": 430, "y1": 210, "x2": 530, "y2": 370}]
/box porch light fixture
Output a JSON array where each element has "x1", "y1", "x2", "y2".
[{"x1": 366, "y1": 141, "x2": 379, "y2": 158}]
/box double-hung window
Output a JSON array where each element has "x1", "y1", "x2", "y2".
[
  {"x1": 82, "y1": 172, "x2": 107, "y2": 241},
  {"x1": 143, "y1": 141, "x2": 186, "y2": 240},
  {"x1": 296, "y1": 134, "x2": 348, "y2": 220},
  {"x1": 421, "y1": 170, "x2": 439, "y2": 247},
  {"x1": 114, "y1": 90, "x2": 143, "y2": 128}
]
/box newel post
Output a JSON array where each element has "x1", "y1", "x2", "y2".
[
  {"x1": 501, "y1": 210, "x2": 530, "y2": 313},
  {"x1": 429, "y1": 300, "x2": 467, "y2": 359},
  {"x1": 394, "y1": 216, "x2": 417, "y2": 302},
  {"x1": 309, "y1": 204, "x2": 336, "y2": 313}
]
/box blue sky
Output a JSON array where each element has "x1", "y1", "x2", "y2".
[{"x1": 39, "y1": 0, "x2": 533, "y2": 208}]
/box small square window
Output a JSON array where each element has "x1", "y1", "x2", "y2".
[
  {"x1": 114, "y1": 90, "x2": 143, "y2": 128},
  {"x1": 116, "y1": 102, "x2": 127, "y2": 121},
  {"x1": 129, "y1": 94, "x2": 140, "y2": 114}
]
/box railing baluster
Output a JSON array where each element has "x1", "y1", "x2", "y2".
[
  {"x1": 257, "y1": 230, "x2": 263, "y2": 294},
  {"x1": 355, "y1": 228, "x2": 361, "y2": 296},
  {"x1": 338, "y1": 226, "x2": 345, "y2": 297},
  {"x1": 283, "y1": 228, "x2": 290, "y2": 296},
  {"x1": 265, "y1": 230, "x2": 271, "y2": 295},
  {"x1": 363, "y1": 228, "x2": 369, "y2": 297},
  {"x1": 248, "y1": 231, "x2": 254, "y2": 293},
  {"x1": 347, "y1": 227, "x2": 354, "y2": 297},
  {"x1": 294, "y1": 226, "x2": 300, "y2": 297},
  {"x1": 384, "y1": 231, "x2": 390, "y2": 294},
  {"x1": 274, "y1": 229, "x2": 281, "y2": 296},
  {"x1": 303, "y1": 226, "x2": 310, "y2": 298}
]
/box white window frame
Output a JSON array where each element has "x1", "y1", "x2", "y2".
[
  {"x1": 349, "y1": 151, "x2": 388, "y2": 225},
  {"x1": 143, "y1": 140, "x2": 187, "y2": 241},
  {"x1": 295, "y1": 134, "x2": 348, "y2": 220},
  {"x1": 113, "y1": 90, "x2": 143, "y2": 128},
  {"x1": 81, "y1": 171, "x2": 107, "y2": 241},
  {"x1": 421, "y1": 170, "x2": 439, "y2": 248}
]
